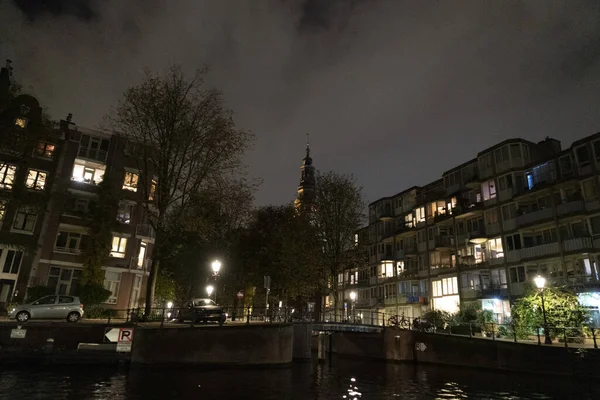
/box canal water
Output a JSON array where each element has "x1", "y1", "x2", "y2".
[{"x1": 0, "y1": 357, "x2": 598, "y2": 399}]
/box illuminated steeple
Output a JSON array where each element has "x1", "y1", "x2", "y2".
[{"x1": 294, "y1": 133, "x2": 316, "y2": 211}]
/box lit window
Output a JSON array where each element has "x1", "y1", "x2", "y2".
[
  {"x1": 103, "y1": 271, "x2": 121, "y2": 304},
  {"x1": 0, "y1": 201, "x2": 5, "y2": 221},
  {"x1": 123, "y1": 172, "x2": 139, "y2": 192},
  {"x1": 487, "y1": 238, "x2": 504, "y2": 259},
  {"x1": 149, "y1": 179, "x2": 157, "y2": 201},
  {"x1": 110, "y1": 236, "x2": 127, "y2": 258},
  {"x1": 34, "y1": 142, "x2": 56, "y2": 158},
  {"x1": 0, "y1": 165, "x2": 17, "y2": 189},
  {"x1": 13, "y1": 207, "x2": 37, "y2": 232},
  {"x1": 14, "y1": 118, "x2": 28, "y2": 128},
  {"x1": 72, "y1": 161, "x2": 105, "y2": 185},
  {"x1": 26, "y1": 169, "x2": 47, "y2": 190}
]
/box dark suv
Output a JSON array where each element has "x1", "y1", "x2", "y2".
[{"x1": 177, "y1": 298, "x2": 226, "y2": 326}]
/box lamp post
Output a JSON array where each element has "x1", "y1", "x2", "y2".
[
  {"x1": 211, "y1": 260, "x2": 221, "y2": 303},
  {"x1": 206, "y1": 285, "x2": 214, "y2": 299},
  {"x1": 350, "y1": 291, "x2": 357, "y2": 323},
  {"x1": 534, "y1": 275, "x2": 552, "y2": 345}
]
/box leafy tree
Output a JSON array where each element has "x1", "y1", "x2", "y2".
[
  {"x1": 512, "y1": 285, "x2": 589, "y2": 337},
  {"x1": 77, "y1": 284, "x2": 111, "y2": 306},
  {"x1": 312, "y1": 171, "x2": 365, "y2": 319},
  {"x1": 107, "y1": 65, "x2": 253, "y2": 315},
  {"x1": 80, "y1": 175, "x2": 119, "y2": 285}
]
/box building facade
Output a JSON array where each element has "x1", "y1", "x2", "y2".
[
  {"x1": 340, "y1": 134, "x2": 600, "y2": 325},
  {"x1": 0, "y1": 66, "x2": 153, "y2": 312}
]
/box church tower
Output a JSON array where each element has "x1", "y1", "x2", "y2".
[{"x1": 294, "y1": 134, "x2": 316, "y2": 212}]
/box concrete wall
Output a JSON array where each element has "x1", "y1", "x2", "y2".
[
  {"x1": 131, "y1": 324, "x2": 293, "y2": 366},
  {"x1": 292, "y1": 324, "x2": 312, "y2": 359},
  {"x1": 0, "y1": 324, "x2": 107, "y2": 351},
  {"x1": 326, "y1": 327, "x2": 599, "y2": 377}
]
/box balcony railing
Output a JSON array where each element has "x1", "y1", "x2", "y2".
[
  {"x1": 356, "y1": 298, "x2": 378, "y2": 308},
  {"x1": 434, "y1": 235, "x2": 455, "y2": 248},
  {"x1": 557, "y1": 200, "x2": 585, "y2": 216},
  {"x1": 398, "y1": 293, "x2": 428, "y2": 304},
  {"x1": 486, "y1": 222, "x2": 502, "y2": 236},
  {"x1": 54, "y1": 246, "x2": 82, "y2": 255},
  {"x1": 563, "y1": 237, "x2": 593, "y2": 253},
  {"x1": 520, "y1": 242, "x2": 560, "y2": 260},
  {"x1": 130, "y1": 257, "x2": 151, "y2": 271},
  {"x1": 135, "y1": 224, "x2": 156, "y2": 241},
  {"x1": 516, "y1": 207, "x2": 553, "y2": 227}
]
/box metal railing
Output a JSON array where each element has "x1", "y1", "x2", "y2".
[{"x1": 386, "y1": 314, "x2": 600, "y2": 349}]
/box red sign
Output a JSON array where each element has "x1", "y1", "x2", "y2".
[{"x1": 236, "y1": 292, "x2": 244, "y2": 299}]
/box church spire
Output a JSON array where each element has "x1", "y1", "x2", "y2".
[{"x1": 294, "y1": 133, "x2": 316, "y2": 211}]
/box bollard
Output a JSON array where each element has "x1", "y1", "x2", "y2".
[
  {"x1": 512, "y1": 325, "x2": 517, "y2": 343},
  {"x1": 469, "y1": 323, "x2": 472, "y2": 338},
  {"x1": 537, "y1": 328, "x2": 541, "y2": 345},
  {"x1": 126, "y1": 308, "x2": 130, "y2": 324},
  {"x1": 563, "y1": 328, "x2": 568, "y2": 348},
  {"x1": 160, "y1": 308, "x2": 165, "y2": 328},
  {"x1": 44, "y1": 338, "x2": 55, "y2": 354},
  {"x1": 108, "y1": 312, "x2": 112, "y2": 325},
  {"x1": 593, "y1": 328, "x2": 598, "y2": 349},
  {"x1": 246, "y1": 308, "x2": 251, "y2": 324},
  {"x1": 491, "y1": 324, "x2": 495, "y2": 341}
]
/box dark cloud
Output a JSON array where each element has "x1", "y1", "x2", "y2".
[{"x1": 2, "y1": 1, "x2": 600, "y2": 206}]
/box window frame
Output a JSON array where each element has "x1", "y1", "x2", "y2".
[
  {"x1": 0, "y1": 164, "x2": 17, "y2": 189},
  {"x1": 26, "y1": 169, "x2": 48, "y2": 191},
  {"x1": 110, "y1": 236, "x2": 128, "y2": 258},
  {"x1": 12, "y1": 206, "x2": 38, "y2": 232},
  {"x1": 122, "y1": 171, "x2": 139, "y2": 192}
]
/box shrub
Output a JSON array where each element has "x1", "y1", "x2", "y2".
[
  {"x1": 422, "y1": 309, "x2": 452, "y2": 330},
  {"x1": 76, "y1": 284, "x2": 111, "y2": 306},
  {"x1": 25, "y1": 286, "x2": 55, "y2": 303},
  {"x1": 85, "y1": 307, "x2": 117, "y2": 319}
]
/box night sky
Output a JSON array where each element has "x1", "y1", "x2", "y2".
[{"x1": 2, "y1": 1, "x2": 600, "y2": 206}]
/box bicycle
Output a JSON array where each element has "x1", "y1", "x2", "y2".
[{"x1": 388, "y1": 313, "x2": 410, "y2": 329}]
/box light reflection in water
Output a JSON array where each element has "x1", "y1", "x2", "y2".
[{"x1": 0, "y1": 357, "x2": 597, "y2": 399}]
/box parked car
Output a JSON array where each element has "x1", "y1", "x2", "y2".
[
  {"x1": 177, "y1": 298, "x2": 226, "y2": 326},
  {"x1": 8, "y1": 295, "x2": 84, "y2": 323}
]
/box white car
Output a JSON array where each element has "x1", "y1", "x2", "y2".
[{"x1": 8, "y1": 295, "x2": 84, "y2": 322}]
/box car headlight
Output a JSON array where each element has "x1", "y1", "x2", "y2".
[{"x1": 10, "y1": 308, "x2": 15, "y2": 313}]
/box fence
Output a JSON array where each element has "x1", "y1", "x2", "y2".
[{"x1": 386, "y1": 314, "x2": 600, "y2": 349}]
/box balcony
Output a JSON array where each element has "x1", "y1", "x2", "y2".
[
  {"x1": 446, "y1": 183, "x2": 461, "y2": 196},
  {"x1": 458, "y1": 255, "x2": 487, "y2": 270},
  {"x1": 483, "y1": 196, "x2": 497, "y2": 207},
  {"x1": 520, "y1": 242, "x2": 560, "y2": 260},
  {"x1": 464, "y1": 172, "x2": 480, "y2": 189},
  {"x1": 398, "y1": 293, "x2": 428, "y2": 305},
  {"x1": 563, "y1": 237, "x2": 593, "y2": 253},
  {"x1": 479, "y1": 166, "x2": 494, "y2": 179},
  {"x1": 130, "y1": 257, "x2": 151, "y2": 271},
  {"x1": 587, "y1": 199, "x2": 600, "y2": 212},
  {"x1": 434, "y1": 235, "x2": 455, "y2": 249},
  {"x1": 486, "y1": 222, "x2": 502, "y2": 236},
  {"x1": 488, "y1": 256, "x2": 504, "y2": 266},
  {"x1": 417, "y1": 242, "x2": 427, "y2": 252},
  {"x1": 135, "y1": 224, "x2": 156, "y2": 243},
  {"x1": 479, "y1": 283, "x2": 509, "y2": 298},
  {"x1": 516, "y1": 207, "x2": 553, "y2": 227},
  {"x1": 429, "y1": 264, "x2": 457, "y2": 274},
  {"x1": 54, "y1": 246, "x2": 82, "y2": 255},
  {"x1": 356, "y1": 298, "x2": 378, "y2": 308},
  {"x1": 498, "y1": 188, "x2": 513, "y2": 202},
  {"x1": 506, "y1": 250, "x2": 521, "y2": 263},
  {"x1": 502, "y1": 218, "x2": 516, "y2": 231},
  {"x1": 557, "y1": 200, "x2": 585, "y2": 216}
]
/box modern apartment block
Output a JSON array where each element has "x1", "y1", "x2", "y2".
[
  {"x1": 330, "y1": 133, "x2": 600, "y2": 325},
  {"x1": 0, "y1": 67, "x2": 153, "y2": 312}
]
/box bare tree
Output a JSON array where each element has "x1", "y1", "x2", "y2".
[
  {"x1": 107, "y1": 65, "x2": 253, "y2": 315},
  {"x1": 312, "y1": 171, "x2": 365, "y2": 320}
]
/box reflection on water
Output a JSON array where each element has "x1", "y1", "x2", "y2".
[{"x1": 0, "y1": 356, "x2": 599, "y2": 399}]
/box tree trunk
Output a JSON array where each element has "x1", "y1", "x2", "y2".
[{"x1": 144, "y1": 258, "x2": 159, "y2": 317}]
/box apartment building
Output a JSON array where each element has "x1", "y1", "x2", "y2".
[
  {"x1": 0, "y1": 71, "x2": 153, "y2": 312},
  {"x1": 338, "y1": 134, "x2": 600, "y2": 324}
]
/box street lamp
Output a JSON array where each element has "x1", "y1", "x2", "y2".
[
  {"x1": 350, "y1": 291, "x2": 357, "y2": 323},
  {"x1": 534, "y1": 275, "x2": 552, "y2": 345},
  {"x1": 211, "y1": 260, "x2": 222, "y2": 303},
  {"x1": 211, "y1": 260, "x2": 222, "y2": 275},
  {"x1": 206, "y1": 285, "x2": 214, "y2": 298}
]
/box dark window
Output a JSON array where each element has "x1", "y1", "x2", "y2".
[
  {"x1": 35, "y1": 296, "x2": 57, "y2": 305},
  {"x1": 58, "y1": 296, "x2": 75, "y2": 304},
  {"x1": 2, "y1": 250, "x2": 22, "y2": 274},
  {"x1": 576, "y1": 146, "x2": 590, "y2": 166}
]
